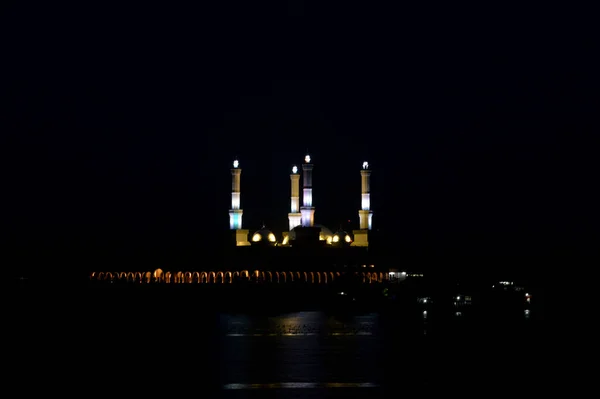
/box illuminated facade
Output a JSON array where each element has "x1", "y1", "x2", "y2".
[
  {"x1": 90, "y1": 269, "x2": 391, "y2": 284},
  {"x1": 288, "y1": 165, "x2": 302, "y2": 231},
  {"x1": 229, "y1": 160, "x2": 250, "y2": 246},
  {"x1": 236, "y1": 154, "x2": 373, "y2": 249},
  {"x1": 300, "y1": 155, "x2": 315, "y2": 228},
  {"x1": 352, "y1": 161, "x2": 373, "y2": 247},
  {"x1": 88, "y1": 155, "x2": 382, "y2": 285}
]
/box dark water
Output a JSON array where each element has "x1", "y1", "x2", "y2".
[{"x1": 12, "y1": 283, "x2": 546, "y2": 397}]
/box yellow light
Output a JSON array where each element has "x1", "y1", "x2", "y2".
[
  {"x1": 344, "y1": 235, "x2": 352, "y2": 243},
  {"x1": 268, "y1": 233, "x2": 276, "y2": 242},
  {"x1": 332, "y1": 235, "x2": 339, "y2": 242},
  {"x1": 252, "y1": 233, "x2": 261, "y2": 242},
  {"x1": 319, "y1": 234, "x2": 325, "y2": 241},
  {"x1": 326, "y1": 236, "x2": 332, "y2": 244},
  {"x1": 282, "y1": 236, "x2": 289, "y2": 245}
]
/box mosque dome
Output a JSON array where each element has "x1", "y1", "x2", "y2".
[
  {"x1": 332, "y1": 229, "x2": 353, "y2": 245},
  {"x1": 251, "y1": 226, "x2": 277, "y2": 245},
  {"x1": 288, "y1": 224, "x2": 334, "y2": 244}
]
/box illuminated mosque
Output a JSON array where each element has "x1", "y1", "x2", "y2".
[
  {"x1": 212, "y1": 153, "x2": 388, "y2": 282},
  {"x1": 229, "y1": 154, "x2": 373, "y2": 249},
  {"x1": 88, "y1": 154, "x2": 400, "y2": 284}
]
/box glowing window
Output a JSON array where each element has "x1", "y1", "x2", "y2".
[
  {"x1": 233, "y1": 160, "x2": 239, "y2": 168},
  {"x1": 344, "y1": 235, "x2": 352, "y2": 243},
  {"x1": 332, "y1": 235, "x2": 339, "y2": 243},
  {"x1": 292, "y1": 165, "x2": 298, "y2": 174},
  {"x1": 326, "y1": 236, "x2": 332, "y2": 244},
  {"x1": 268, "y1": 233, "x2": 276, "y2": 242},
  {"x1": 252, "y1": 233, "x2": 261, "y2": 242}
]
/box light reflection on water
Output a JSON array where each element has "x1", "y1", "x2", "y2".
[
  {"x1": 13, "y1": 285, "x2": 541, "y2": 397},
  {"x1": 221, "y1": 311, "x2": 379, "y2": 336},
  {"x1": 220, "y1": 311, "x2": 385, "y2": 389},
  {"x1": 218, "y1": 306, "x2": 537, "y2": 392}
]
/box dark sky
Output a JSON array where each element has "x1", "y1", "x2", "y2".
[{"x1": 3, "y1": 2, "x2": 596, "y2": 273}]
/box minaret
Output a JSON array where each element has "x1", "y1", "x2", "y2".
[
  {"x1": 352, "y1": 161, "x2": 372, "y2": 247},
  {"x1": 300, "y1": 154, "x2": 315, "y2": 227},
  {"x1": 288, "y1": 165, "x2": 302, "y2": 231},
  {"x1": 359, "y1": 161, "x2": 373, "y2": 230},
  {"x1": 229, "y1": 159, "x2": 249, "y2": 246}
]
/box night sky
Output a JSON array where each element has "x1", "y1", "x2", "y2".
[{"x1": 4, "y1": 3, "x2": 595, "y2": 277}]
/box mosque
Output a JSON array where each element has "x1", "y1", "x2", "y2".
[
  {"x1": 88, "y1": 154, "x2": 398, "y2": 285},
  {"x1": 229, "y1": 154, "x2": 373, "y2": 249},
  {"x1": 220, "y1": 153, "x2": 388, "y2": 280}
]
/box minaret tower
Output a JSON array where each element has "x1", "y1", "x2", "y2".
[
  {"x1": 229, "y1": 159, "x2": 249, "y2": 246},
  {"x1": 300, "y1": 154, "x2": 315, "y2": 227},
  {"x1": 288, "y1": 165, "x2": 302, "y2": 231},
  {"x1": 359, "y1": 161, "x2": 373, "y2": 230},
  {"x1": 352, "y1": 161, "x2": 373, "y2": 247}
]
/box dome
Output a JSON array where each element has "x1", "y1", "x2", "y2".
[
  {"x1": 288, "y1": 224, "x2": 334, "y2": 242},
  {"x1": 332, "y1": 229, "x2": 353, "y2": 245},
  {"x1": 251, "y1": 226, "x2": 277, "y2": 244}
]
